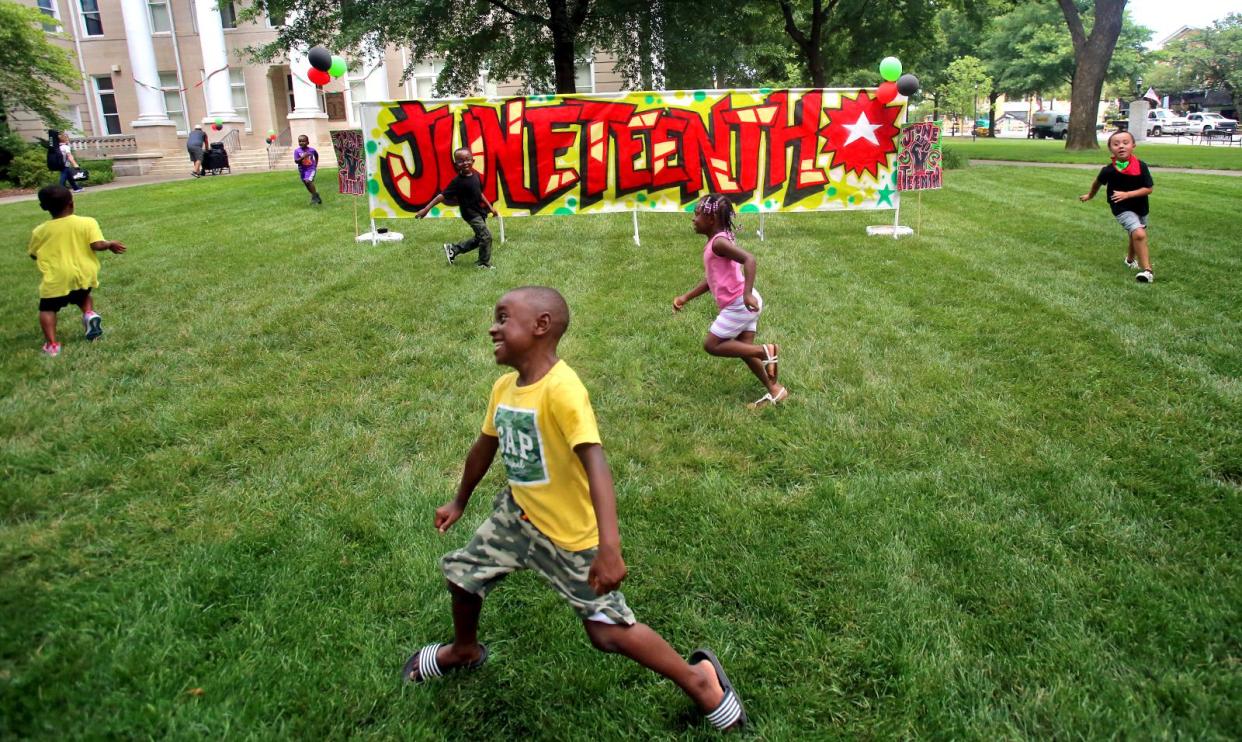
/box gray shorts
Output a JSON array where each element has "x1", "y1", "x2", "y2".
[
  {"x1": 1115, "y1": 211, "x2": 1148, "y2": 234},
  {"x1": 188, "y1": 146, "x2": 204, "y2": 163},
  {"x1": 440, "y1": 488, "x2": 636, "y2": 625}
]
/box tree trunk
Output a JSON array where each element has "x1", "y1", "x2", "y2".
[
  {"x1": 1058, "y1": 0, "x2": 1126, "y2": 150},
  {"x1": 988, "y1": 91, "x2": 1000, "y2": 137},
  {"x1": 548, "y1": 0, "x2": 578, "y2": 93}
]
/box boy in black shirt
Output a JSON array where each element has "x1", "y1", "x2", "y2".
[
  {"x1": 1080, "y1": 130, "x2": 1156, "y2": 283},
  {"x1": 416, "y1": 147, "x2": 499, "y2": 269}
]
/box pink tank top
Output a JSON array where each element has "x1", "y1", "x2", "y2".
[{"x1": 703, "y1": 232, "x2": 745, "y2": 309}]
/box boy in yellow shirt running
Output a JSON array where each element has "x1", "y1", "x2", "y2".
[
  {"x1": 27, "y1": 186, "x2": 125, "y2": 356},
  {"x1": 403, "y1": 286, "x2": 745, "y2": 732}
]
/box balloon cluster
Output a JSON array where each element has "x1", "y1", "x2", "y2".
[
  {"x1": 265, "y1": 129, "x2": 277, "y2": 145},
  {"x1": 211, "y1": 117, "x2": 223, "y2": 131},
  {"x1": 875, "y1": 56, "x2": 921, "y2": 104},
  {"x1": 307, "y1": 46, "x2": 347, "y2": 87}
]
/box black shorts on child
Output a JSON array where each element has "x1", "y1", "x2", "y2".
[{"x1": 39, "y1": 288, "x2": 91, "y2": 312}]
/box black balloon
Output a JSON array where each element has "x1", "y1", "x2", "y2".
[
  {"x1": 896, "y1": 73, "x2": 920, "y2": 97},
  {"x1": 308, "y1": 46, "x2": 333, "y2": 73}
]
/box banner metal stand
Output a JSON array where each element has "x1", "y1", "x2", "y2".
[
  {"x1": 757, "y1": 213, "x2": 766, "y2": 242},
  {"x1": 356, "y1": 216, "x2": 405, "y2": 244},
  {"x1": 632, "y1": 209, "x2": 640, "y2": 246},
  {"x1": 498, "y1": 215, "x2": 505, "y2": 244}
]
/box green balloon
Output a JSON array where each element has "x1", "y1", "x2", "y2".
[
  {"x1": 328, "y1": 56, "x2": 348, "y2": 78},
  {"x1": 213, "y1": 117, "x2": 223, "y2": 126},
  {"x1": 879, "y1": 56, "x2": 902, "y2": 82}
]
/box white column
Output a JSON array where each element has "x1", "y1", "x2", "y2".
[
  {"x1": 288, "y1": 47, "x2": 327, "y2": 119},
  {"x1": 194, "y1": 0, "x2": 241, "y2": 123},
  {"x1": 363, "y1": 50, "x2": 390, "y2": 102},
  {"x1": 119, "y1": 0, "x2": 174, "y2": 126}
]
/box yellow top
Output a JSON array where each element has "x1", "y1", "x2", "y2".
[
  {"x1": 482, "y1": 360, "x2": 603, "y2": 551},
  {"x1": 27, "y1": 215, "x2": 104, "y2": 298}
]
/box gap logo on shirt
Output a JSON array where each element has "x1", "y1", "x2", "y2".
[{"x1": 494, "y1": 405, "x2": 548, "y2": 485}]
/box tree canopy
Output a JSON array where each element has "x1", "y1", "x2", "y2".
[
  {"x1": 1156, "y1": 13, "x2": 1242, "y2": 113},
  {"x1": 0, "y1": 0, "x2": 80, "y2": 131}
]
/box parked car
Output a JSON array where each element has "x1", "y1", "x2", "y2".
[
  {"x1": 1186, "y1": 112, "x2": 1238, "y2": 135},
  {"x1": 1146, "y1": 108, "x2": 1189, "y2": 136},
  {"x1": 1030, "y1": 111, "x2": 1069, "y2": 139}
]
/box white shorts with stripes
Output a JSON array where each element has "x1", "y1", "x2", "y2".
[{"x1": 709, "y1": 291, "x2": 763, "y2": 340}]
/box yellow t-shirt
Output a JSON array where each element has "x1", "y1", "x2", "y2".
[
  {"x1": 27, "y1": 215, "x2": 104, "y2": 298},
  {"x1": 481, "y1": 360, "x2": 602, "y2": 551}
]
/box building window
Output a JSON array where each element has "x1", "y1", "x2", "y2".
[
  {"x1": 63, "y1": 104, "x2": 84, "y2": 134},
  {"x1": 159, "y1": 71, "x2": 187, "y2": 133},
  {"x1": 229, "y1": 68, "x2": 250, "y2": 130},
  {"x1": 147, "y1": 0, "x2": 170, "y2": 33},
  {"x1": 93, "y1": 76, "x2": 121, "y2": 134},
  {"x1": 37, "y1": 0, "x2": 61, "y2": 32},
  {"x1": 267, "y1": 9, "x2": 285, "y2": 27},
  {"x1": 80, "y1": 0, "x2": 104, "y2": 36},
  {"x1": 219, "y1": 1, "x2": 237, "y2": 29},
  {"x1": 407, "y1": 60, "x2": 444, "y2": 99},
  {"x1": 346, "y1": 63, "x2": 366, "y2": 125},
  {"x1": 574, "y1": 59, "x2": 595, "y2": 94}
]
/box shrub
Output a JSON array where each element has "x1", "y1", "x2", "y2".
[
  {"x1": 4, "y1": 147, "x2": 115, "y2": 189},
  {"x1": 941, "y1": 145, "x2": 967, "y2": 170}
]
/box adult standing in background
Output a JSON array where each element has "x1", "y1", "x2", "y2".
[
  {"x1": 57, "y1": 133, "x2": 83, "y2": 193},
  {"x1": 187, "y1": 125, "x2": 208, "y2": 178}
]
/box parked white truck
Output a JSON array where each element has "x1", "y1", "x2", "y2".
[
  {"x1": 1030, "y1": 111, "x2": 1069, "y2": 139},
  {"x1": 1146, "y1": 108, "x2": 1189, "y2": 136}
]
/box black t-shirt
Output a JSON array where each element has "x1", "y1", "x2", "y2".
[
  {"x1": 1096, "y1": 161, "x2": 1153, "y2": 216},
  {"x1": 443, "y1": 172, "x2": 487, "y2": 220}
]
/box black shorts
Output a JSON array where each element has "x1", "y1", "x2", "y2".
[
  {"x1": 39, "y1": 288, "x2": 91, "y2": 312},
  {"x1": 188, "y1": 146, "x2": 204, "y2": 163}
]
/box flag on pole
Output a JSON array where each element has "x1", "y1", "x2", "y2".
[{"x1": 1143, "y1": 87, "x2": 1160, "y2": 106}]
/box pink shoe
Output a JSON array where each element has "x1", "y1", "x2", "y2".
[{"x1": 42, "y1": 342, "x2": 61, "y2": 357}]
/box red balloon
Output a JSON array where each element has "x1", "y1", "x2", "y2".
[
  {"x1": 876, "y1": 81, "x2": 898, "y2": 104},
  {"x1": 212, "y1": 123, "x2": 222, "y2": 131},
  {"x1": 307, "y1": 68, "x2": 330, "y2": 86}
]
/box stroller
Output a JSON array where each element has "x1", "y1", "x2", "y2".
[{"x1": 202, "y1": 142, "x2": 230, "y2": 175}]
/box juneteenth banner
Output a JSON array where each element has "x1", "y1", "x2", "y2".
[
  {"x1": 362, "y1": 88, "x2": 905, "y2": 220},
  {"x1": 896, "y1": 120, "x2": 942, "y2": 191},
  {"x1": 329, "y1": 129, "x2": 366, "y2": 195}
]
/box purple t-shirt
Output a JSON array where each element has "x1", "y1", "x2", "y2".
[{"x1": 293, "y1": 146, "x2": 318, "y2": 173}]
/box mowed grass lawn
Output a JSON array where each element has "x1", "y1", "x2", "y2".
[
  {"x1": 2, "y1": 169, "x2": 1239, "y2": 739},
  {"x1": 947, "y1": 136, "x2": 1242, "y2": 170}
]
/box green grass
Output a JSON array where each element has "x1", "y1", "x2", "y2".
[
  {"x1": 946, "y1": 136, "x2": 1242, "y2": 170},
  {"x1": 2, "y1": 171, "x2": 1240, "y2": 739}
]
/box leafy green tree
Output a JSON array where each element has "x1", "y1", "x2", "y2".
[
  {"x1": 0, "y1": 0, "x2": 80, "y2": 132},
  {"x1": 247, "y1": 0, "x2": 633, "y2": 94},
  {"x1": 1057, "y1": 0, "x2": 1126, "y2": 150},
  {"x1": 775, "y1": 0, "x2": 945, "y2": 88},
  {"x1": 941, "y1": 55, "x2": 992, "y2": 134},
  {"x1": 979, "y1": 1, "x2": 1148, "y2": 135},
  {"x1": 1159, "y1": 13, "x2": 1242, "y2": 114}
]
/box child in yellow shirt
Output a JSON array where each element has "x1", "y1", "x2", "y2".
[
  {"x1": 403, "y1": 286, "x2": 746, "y2": 732},
  {"x1": 27, "y1": 186, "x2": 125, "y2": 356}
]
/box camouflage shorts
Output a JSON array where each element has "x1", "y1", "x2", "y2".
[{"x1": 441, "y1": 488, "x2": 636, "y2": 625}]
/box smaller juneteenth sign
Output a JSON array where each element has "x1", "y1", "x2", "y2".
[
  {"x1": 330, "y1": 129, "x2": 366, "y2": 195},
  {"x1": 896, "y1": 121, "x2": 942, "y2": 191}
]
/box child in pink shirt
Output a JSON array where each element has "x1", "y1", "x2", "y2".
[{"x1": 673, "y1": 194, "x2": 787, "y2": 408}]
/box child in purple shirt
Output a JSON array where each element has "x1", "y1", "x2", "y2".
[{"x1": 293, "y1": 135, "x2": 321, "y2": 205}]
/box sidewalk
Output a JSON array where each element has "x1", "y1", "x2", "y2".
[
  {"x1": 970, "y1": 159, "x2": 1242, "y2": 176},
  {"x1": 0, "y1": 171, "x2": 196, "y2": 206}
]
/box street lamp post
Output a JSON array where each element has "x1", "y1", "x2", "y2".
[{"x1": 973, "y1": 83, "x2": 979, "y2": 141}]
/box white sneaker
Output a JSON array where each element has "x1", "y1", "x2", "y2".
[
  {"x1": 1124, "y1": 257, "x2": 1139, "y2": 269},
  {"x1": 1135, "y1": 270, "x2": 1154, "y2": 283},
  {"x1": 84, "y1": 313, "x2": 103, "y2": 340}
]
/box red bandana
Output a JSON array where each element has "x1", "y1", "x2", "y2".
[{"x1": 1112, "y1": 156, "x2": 1141, "y2": 176}]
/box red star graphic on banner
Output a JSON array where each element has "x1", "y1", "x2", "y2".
[{"x1": 819, "y1": 90, "x2": 902, "y2": 179}]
